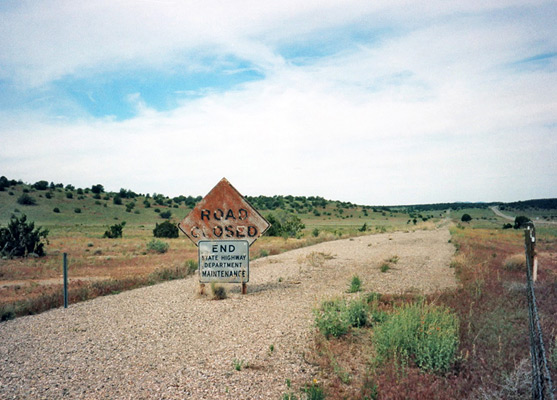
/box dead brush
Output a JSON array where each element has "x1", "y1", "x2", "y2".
[
  {"x1": 305, "y1": 251, "x2": 334, "y2": 268},
  {"x1": 503, "y1": 254, "x2": 526, "y2": 271}
]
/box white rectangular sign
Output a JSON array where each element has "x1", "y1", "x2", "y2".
[{"x1": 198, "y1": 240, "x2": 249, "y2": 283}]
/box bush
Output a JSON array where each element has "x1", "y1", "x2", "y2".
[
  {"x1": 65, "y1": 192, "x2": 73, "y2": 199},
  {"x1": 17, "y1": 193, "x2": 37, "y2": 205},
  {"x1": 146, "y1": 239, "x2": 169, "y2": 253},
  {"x1": 159, "y1": 210, "x2": 172, "y2": 219},
  {"x1": 314, "y1": 298, "x2": 371, "y2": 338},
  {"x1": 33, "y1": 180, "x2": 49, "y2": 190},
  {"x1": 211, "y1": 283, "x2": 227, "y2": 300},
  {"x1": 91, "y1": 184, "x2": 104, "y2": 194},
  {"x1": 461, "y1": 213, "x2": 472, "y2": 222},
  {"x1": 348, "y1": 275, "x2": 362, "y2": 293},
  {"x1": 347, "y1": 298, "x2": 368, "y2": 327},
  {"x1": 74, "y1": 208, "x2": 81, "y2": 213},
  {"x1": 373, "y1": 302, "x2": 459, "y2": 373},
  {"x1": 514, "y1": 216, "x2": 531, "y2": 229},
  {"x1": 0, "y1": 214, "x2": 49, "y2": 258},
  {"x1": 314, "y1": 298, "x2": 351, "y2": 339},
  {"x1": 113, "y1": 195, "x2": 122, "y2": 205},
  {"x1": 103, "y1": 222, "x2": 126, "y2": 238},
  {"x1": 153, "y1": 220, "x2": 179, "y2": 238},
  {"x1": 53, "y1": 207, "x2": 60, "y2": 213},
  {"x1": 265, "y1": 212, "x2": 305, "y2": 238}
]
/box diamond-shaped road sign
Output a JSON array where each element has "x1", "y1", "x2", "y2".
[{"x1": 178, "y1": 178, "x2": 270, "y2": 246}]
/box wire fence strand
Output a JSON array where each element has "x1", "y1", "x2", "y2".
[{"x1": 524, "y1": 223, "x2": 554, "y2": 400}]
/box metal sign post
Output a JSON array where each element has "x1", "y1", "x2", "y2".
[{"x1": 63, "y1": 253, "x2": 68, "y2": 308}]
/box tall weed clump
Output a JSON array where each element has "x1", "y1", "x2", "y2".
[
  {"x1": 373, "y1": 302, "x2": 459, "y2": 374},
  {"x1": 314, "y1": 297, "x2": 370, "y2": 338}
]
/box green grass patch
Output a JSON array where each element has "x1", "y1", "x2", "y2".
[{"x1": 372, "y1": 302, "x2": 459, "y2": 374}]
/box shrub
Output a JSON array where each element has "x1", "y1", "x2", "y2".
[
  {"x1": 0, "y1": 214, "x2": 49, "y2": 258},
  {"x1": 17, "y1": 193, "x2": 36, "y2": 205},
  {"x1": 211, "y1": 283, "x2": 227, "y2": 300},
  {"x1": 514, "y1": 216, "x2": 531, "y2": 229},
  {"x1": 312, "y1": 228, "x2": 320, "y2": 237},
  {"x1": 113, "y1": 195, "x2": 122, "y2": 205},
  {"x1": 373, "y1": 302, "x2": 459, "y2": 373},
  {"x1": 314, "y1": 298, "x2": 351, "y2": 339},
  {"x1": 53, "y1": 207, "x2": 60, "y2": 213},
  {"x1": 265, "y1": 212, "x2": 305, "y2": 238},
  {"x1": 74, "y1": 208, "x2": 81, "y2": 213},
  {"x1": 153, "y1": 220, "x2": 179, "y2": 238},
  {"x1": 185, "y1": 259, "x2": 198, "y2": 275},
  {"x1": 159, "y1": 210, "x2": 172, "y2": 219},
  {"x1": 91, "y1": 184, "x2": 104, "y2": 194},
  {"x1": 32, "y1": 180, "x2": 49, "y2": 190},
  {"x1": 147, "y1": 239, "x2": 169, "y2": 253},
  {"x1": 503, "y1": 223, "x2": 513, "y2": 229},
  {"x1": 348, "y1": 275, "x2": 362, "y2": 293},
  {"x1": 380, "y1": 263, "x2": 390, "y2": 273},
  {"x1": 347, "y1": 298, "x2": 368, "y2": 327},
  {"x1": 461, "y1": 214, "x2": 472, "y2": 222},
  {"x1": 103, "y1": 222, "x2": 126, "y2": 238}
]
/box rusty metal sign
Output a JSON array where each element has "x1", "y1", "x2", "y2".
[
  {"x1": 198, "y1": 240, "x2": 249, "y2": 283},
  {"x1": 178, "y1": 178, "x2": 270, "y2": 246}
]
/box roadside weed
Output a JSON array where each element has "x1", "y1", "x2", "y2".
[
  {"x1": 372, "y1": 302, "x2": 459, "y2": 373},
  {"x1": 348, "y1": 275, "x2": 362, "y2": 293},
  {"x1": 233, "y1": 358, "x2": 245, "y2": 371}
]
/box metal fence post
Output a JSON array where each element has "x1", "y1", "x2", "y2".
[{"x1": 63, "y1": 253, "x2": 68, "y2": 308}]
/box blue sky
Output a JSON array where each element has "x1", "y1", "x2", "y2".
[{"x1": 0, "y1": 1, "x2": 556, "y2": 205}]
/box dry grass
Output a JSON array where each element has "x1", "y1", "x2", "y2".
[{"x1": 503, "y1": 253, "x2": 526, "y2": 271}]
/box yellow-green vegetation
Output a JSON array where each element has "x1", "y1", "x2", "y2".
[
  {"x1": 348, "y1": 275, "x2": 362, "y2": 293},
  {"x1": 372, "y1": 302, "x2": 460, "y2": 374}
]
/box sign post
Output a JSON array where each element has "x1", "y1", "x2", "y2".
[{"x1": 179, "y1": 178, "x2": 270, "y2": 294}]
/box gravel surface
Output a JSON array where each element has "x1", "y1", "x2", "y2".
[{"x1": 0, "y1": 228, "x2": 457, "y2": 399}]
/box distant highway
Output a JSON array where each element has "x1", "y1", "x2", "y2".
[
  {"x1": 490, "y1": 206, "x2": 557, "y2": 226},
  {"x1": 490, "y1": 206, "x2": 514, "y2": 221}
]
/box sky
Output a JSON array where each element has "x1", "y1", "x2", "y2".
[{"x1": 0, "y1": 1, "x2": 556, "y2": 206}]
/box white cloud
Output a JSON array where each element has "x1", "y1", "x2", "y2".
[{"x1": 0, "y1": 1, "x2": 556, "y2": 204}]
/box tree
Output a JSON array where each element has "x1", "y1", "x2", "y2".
[
  {"x1": 33, "y1": 180, "x2": 49, "y2": 190},
  {"x1": 153, "y1": 220, "x2": 179, "y2": 238},
  {"x1": 0, "y1": 214, "x2": 49, "y2": 258},
  {"x1": 103, "y1": 222, "x2": 126, "y2": 238},
  {"x1": 514, "y1": 216, "x2": 531, "y2": 229},
  {"x1": 264, "y1": 212, "x2": 305, "y2": 238},
  {"x1": 461, "y1": 214, "x2": 472, "y2": 222},
  {"x1": 91, "y1": 184, "x2": 104, "y2": 194}
]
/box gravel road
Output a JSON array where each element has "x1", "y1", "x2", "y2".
[{"x1": 0, "y1": 228, "x2": 457, "y2": 399}]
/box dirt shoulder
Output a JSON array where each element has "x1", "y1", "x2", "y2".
[{"x1": 0, "y1": 228, "x2": 457, "y2": 399}]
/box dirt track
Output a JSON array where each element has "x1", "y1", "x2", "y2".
[{"x1": 0, "y1": 228, "x2": 457, "y2": 399}]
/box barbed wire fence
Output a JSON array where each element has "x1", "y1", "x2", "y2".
[{"x1": 524, "y1": 222, "x2": 554, "y2": 400}]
